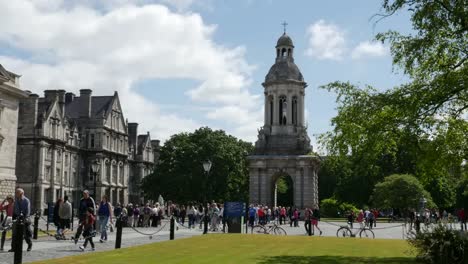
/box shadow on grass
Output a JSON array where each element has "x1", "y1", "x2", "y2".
[{"x1": 257, "y1": 255, "x2": 419, "y2": 264}]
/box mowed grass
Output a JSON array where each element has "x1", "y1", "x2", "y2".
[{"x1": 32, "y1": 234, "x2": 417, "y2": 264}]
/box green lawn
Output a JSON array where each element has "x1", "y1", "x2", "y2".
[{"x1": 32, "y1": 234, "x2": 417, "y2": 264}]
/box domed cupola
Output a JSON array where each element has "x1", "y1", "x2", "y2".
[{"x1": 264, "y1": 31, "x2": 304, "y2": 84}]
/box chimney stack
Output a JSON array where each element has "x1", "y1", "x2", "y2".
[
  {"x1": 65, "y1": 92, "x2": 75, "y2": 104},
  {"x1": 79, "y1": 89, "x2": 92, "y2": 118},
  {"x1": 58, "y1": 90, "x2": 66, "y2": 117},
  {"x1": 128, "y1": 123, "x2": 138, "y2": 147},
  {"x1": 44, "y1": 90, "x2": 59, "y2": 102}
]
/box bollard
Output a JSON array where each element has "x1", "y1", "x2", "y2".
[
  {"x1": 33, "y1": 213, "x2": 39, "y2": 240},
  {"x1": 308, "y1": 218, "x2": 312, "y2": 236},
  {"x1": 0, "y1": 226, "x2": 6, "y2": 251},
  {"x1": 115, "y1": 216, "x2": 122, "y2": 249},
  {"x1": 169, "y1": 217, "x2": 175, "y2": 240},
  {"x1": 14, "y1": 217, "x2": 24, "y2": 264},
  {"x1": 203, "y1": 213, "x2": 209, "y2": 235}
]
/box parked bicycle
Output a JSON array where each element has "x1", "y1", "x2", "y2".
[
  {"x1": 336, "y1": 222, "x2": 375, "y2": 239},
  {"x1": 251, "y1": 222, "x2": 287, "y2": 235}
]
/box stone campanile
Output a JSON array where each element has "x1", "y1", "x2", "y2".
[{"x1": 248, "y1": 31, "x2": 320, "y2": 209}]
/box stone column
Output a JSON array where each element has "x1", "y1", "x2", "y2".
[
  {"x1": 60, "y1": 149, "x2": 65, "y2": 197},
  {"x1": 249, "y1": 167, "x2": 258, "y2": 205},
  {"x1": 272, "y1": 93, "x2": 279, "y2": 125},
  {"x1": 299, "y1": 90, "x2": 305, "y2": 126},
  {"x1": 264, "y1": 92, "x2": 268, "y2": 126},
  {"x1": 50, "y1": 148, "x2": 57, "y2": 203}
]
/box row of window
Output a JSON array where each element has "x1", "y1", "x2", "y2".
[{"x1": 268, "y1": 96, "x2": 299, "y2": 126}]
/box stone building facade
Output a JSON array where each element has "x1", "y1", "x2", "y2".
[
  {"x1": 0, "y1": 65, "x2": 28, "y2": 198},
  {"x1": 16, "y1": 89, "x2": 159, "y2": 211},
  {"x1": 127, "y1": 123, "x2": 160, "y2": 205},
  {"x1": 248, "y1": 33, "x2": 320, "y2": 209}
]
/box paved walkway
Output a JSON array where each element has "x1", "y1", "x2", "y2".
[
  {"x1": 0, "y1": 220, "x2": 418, "y2": 263},
  {"x1": 0, "y1": 222, "x2": 204, "y2": 264}
]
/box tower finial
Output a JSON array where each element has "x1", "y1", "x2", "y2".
[{"x1": 281, "y1": 21, "x2": 288, "y2": 34}]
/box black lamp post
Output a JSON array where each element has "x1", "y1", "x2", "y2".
[
  {"x1": 91, "y1": 160, "x2": 101, "y2": 200},
  {"x1": 202, "y1": 160, "x2": 212, "y2": 202}
]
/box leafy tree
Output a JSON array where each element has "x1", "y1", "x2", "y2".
[
  {"x1": 371, "y1": 174, "x2": 434, "y2": 210},
  {"x1": 141, "y1": 127, "x2": 253, "y2": 204},
  {"x1": 318, "y1": 0, "x2": 468, "y2": 207},
  {"x1": 376, "y1": 0, "x2": 468, "y2": 123}
]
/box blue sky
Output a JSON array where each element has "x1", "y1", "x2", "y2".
[{"x1": 0, "y1": 0, "x2": 413, "y2": 151}]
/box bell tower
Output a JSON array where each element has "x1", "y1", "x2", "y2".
[
  {"x1": 255, "y1": 31, "x2": 311, "y2": 155},
  {"x1": 248, "y1": 29, "x2": 320, "y2": 209}
]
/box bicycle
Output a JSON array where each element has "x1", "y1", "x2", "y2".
[
  {"x1": 251, "y1": 222, "x2": 287, "y2": 235},
  {"x1": 336, "y1": 222, "x2": 374, "y2": 239}
]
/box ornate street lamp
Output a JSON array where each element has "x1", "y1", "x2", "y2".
[
  {"x1": 203, "y1": 160, "x2": 212, "y2": 202},
  {"x1": 91, "y1": 160, "x2": 101, "y2": 199},
  {"x1": 419, "y1": 196, "x2": 427, "y2": 214},
  {"x1": 203, "y1": 160, "x2": 212, "y2": 174}
]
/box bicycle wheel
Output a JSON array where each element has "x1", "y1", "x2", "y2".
[
  {"x1": 359, "y1": 228, "x2": 375, "y2": 239},
  {"x1": 336, "y1": 227, "x2": 352, "y2": 237},
  {"x1": 251, "y1": 225, "x2": 266, "y2": 234},
  {"x1": 273, "y1": 226, "x2": 287, "y2": 235}
]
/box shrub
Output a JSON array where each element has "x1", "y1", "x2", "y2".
[
  {"x1": 320, "y1": 198, "x2": 358, "y2": 218},
  {"x1": 408, "y1": 224, "x2": 468, "y2": 263}
]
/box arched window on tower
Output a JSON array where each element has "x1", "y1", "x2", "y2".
[
  {"x1": 277, "y1": 49, "x2": 280, "y2": 58},
  {"x1": 292, "y1": 96, "x2": 298, "y2": 125},
  {"x1": 279, "y1": 95, "x2": 287, "y2": 125},
  {"x1": 288, "y1": 48, "x2": 292, "y2": 57},
  {"x1": 269, "y1": 96, "x2": 274, "y2": 126},
  {"x1": 281, "y1": 48, "x2": 287, "y2": 57}
]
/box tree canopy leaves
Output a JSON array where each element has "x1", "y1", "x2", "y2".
[{"x1": 141, "y1": 127, "x2": 253, "y2": 204}]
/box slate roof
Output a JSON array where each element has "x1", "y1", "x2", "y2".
[
  {"x1": 137, "y1": 134, "x2": 149, "y2": 154},
  {"x1": 265, "y1": 60, "x2": 304, "y2": 83},
  {"x1": 276, "y1": 33, "x2": 294, "y2": 47},
  {"x1": 65, "y1": 96, "x2": 113, "y2": 119}
]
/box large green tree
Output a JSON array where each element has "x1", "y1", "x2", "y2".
[
  {"x1": 371, "y1": 174, "x2": 435, "y2": 211},
  {"x1": 319, "y1": 0, "x2": 468, "y2": 207},
  {"x1": 141, "y1": 127, "x2": 253, "y2": 204}
]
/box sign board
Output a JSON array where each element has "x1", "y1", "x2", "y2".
[
  {"x1": 47, "y1": 202, "x2": 54, "y2": 223},
  {"x1": 224, "y1": 202, "x2": 245, "y2": 218}
]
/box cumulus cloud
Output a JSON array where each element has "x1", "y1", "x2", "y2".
[
  {"x1": 305, "y1": 20, "x2": 346, "y2": 60},
  {"x1": 0, "y1": 0, "x2": 261, "y2": 142},
  {"x1": 351, "y1": 41, "x2": 388, "y2": 59}
]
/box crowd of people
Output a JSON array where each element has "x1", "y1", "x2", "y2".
[
  {"x1": 247, "y1": 204, "x2": 323, "y2": 235},
  {"x1": 5, "y1": 187, "x2": 468, "y2": 253},
  {"x1": 0, "y1": 188, "x2": 33, "y2": 252}
]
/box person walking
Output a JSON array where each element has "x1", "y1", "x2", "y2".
[
  {"x1": 458, "y1": 208, "x2": 466, "y2": 231},
  {"x1": 97, "y1": 195, "x2": 112, "y2": 243},
  {"x1": 187, "y1": 204, "x2": 195, "y2": 229},
  {"x1": 79, "y1": 207, "x2": 96, "y2": 251},
  {"x1": 73, "y1": 190, "x2": 96, "y2": 244},
  {"x1": 0, "y1": 195, "x2": 14, "y2": 251},
  {"x1": 311, "y1": 207, "x2": 323, "y2": 235},
  {"x1": 53, "y1": 198, "x2": 63, "y2": 239},
  {"x1": 58, "y1": 196, "x2": 72, "y2": 239},
  {"x1": 11, "y1": 188, "x2": 33, "y2": 252}
]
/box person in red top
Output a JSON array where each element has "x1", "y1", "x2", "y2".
[
  {"x1": 458, "y1": 208, "x2": 466, "y2": 231},
  {"x1": 0, "y1": 195, "x2": 14, "y2": 251},
  {"x1": 280, "y1": 207, "x2": 286, "y2": 225},
  {"x1": 258, "y1": 207, "x2": 265, "y2": 225},
  {"x1": 372, "y1": 209, "x2": 379, "y2": 228},
  {"x1": 79, "y1": 207, "x2": 96, "y2": 251}
]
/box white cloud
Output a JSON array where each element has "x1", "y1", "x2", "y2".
[
  {"x1": 0, "y1": 0, "x2": 260, "y2": 142},
  {"x1": 305, "y1": 20, "x2": 346, "y2": 61},
  {"x1": 351, "y1": 41, "x2": 387, "y2": 59}
]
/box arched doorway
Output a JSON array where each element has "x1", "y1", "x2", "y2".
[{"x1": 273, "y1": 174, "x2": 294, "y2": 208}]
